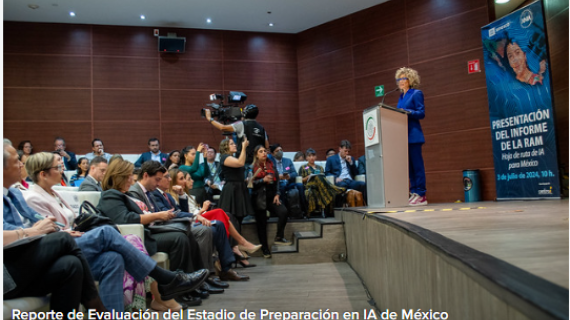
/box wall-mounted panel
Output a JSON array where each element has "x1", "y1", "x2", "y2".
[
  {"x1": 354, "y1": 70, "x2": 402, "y2": 110},
  {"x1": 545, "y1": 8, "x2": 569, "y2": 56},
  {"x1": 351, "y1": 0, "x2": 406, "y2": 45},
  {"x1": 544, "y1": 0, "x2": 568, "y2": 20},
  {"x1": 353, "y1": 31, "x2": 409, "y2": 78},
  {"x1": 224, "y1": 62, "x2": 297, "y2": 91},
  {"x1": 160, "y1": 59, "x2": 223, "y2": 90},
  {"x1": 4, "y1": 121, "x2": 93, "y2": 154},
  {"x1": 93, "y1": 121, "x2": 162, "y2": 154},
  {"x1": 161, "y1": 90, "x2": 216, "y2": 122},
  {"x1": 3, "y1": 22, "x2": 91, "y2": 55},
  {"x1": 245, "y1": 92, "x2": 300, "y2": 124},
  {"x1": 297, "y1": 17, "x2": 352, "y2": 62},
  {"x1": 298, "y1": 48, "x2": 353, "y2": 90},
  {"x1": 93, "y1": 89, "x2": 160, "y2": 121},
  {"x1": 405, "y1": 0, "x2": 487, "y2": 28},
  {"x1": 407, "y1": 7, "x2": 488, "y2": 64},
  {"x1": 425, "y1": 168, "x2": 496, "y2": 202},
  {"x1": 314, "y1": 80, "x2": 356, "y2": 118},
  {"x1": 93, "y1": 56, "x2": 158, "y2": 89},
  {"x1": 93, "y1": 25, "x2": 157, "y2": 57},
  {"x1": 4, "y1": 55, "x2": 91, "y2": 88},
  {"x1": 161, "y1": 121, "x2": 225, "y2": 152},
  {"x1": 4, "y1": 88, "x2": 91, "y2": 121},
  {"x1": 223, "y1": 31, "x2": 296, "y2": 63}
]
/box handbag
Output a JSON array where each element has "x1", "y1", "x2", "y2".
[
  {"x1": 148, "y1": 218, "x2": 192, "y2": 235},
  {"x1": 74, "y1": 201, "x2": 119, "y2": 233}
]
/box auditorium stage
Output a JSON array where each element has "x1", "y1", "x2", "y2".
[{"x1": 340, "y1": 199, "x2": 569, "y2": 320}]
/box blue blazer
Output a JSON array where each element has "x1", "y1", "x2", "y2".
[
  {"x1": 325, "y1": 154, "x2": 358, "y2": 179},
  {"x1": 274, "y1": 157, "x2": 298, "y2": 184},
  {"x1": 397, "y1": 88, "x2": 425, "y2": 144},
  {"x1": 150, "y1": 190, "x2": 193, "y2": 218},
  {"x1": 135, "y1": 151, "x2": 169, "y2": 168},
  {"x1": 3, "y1": 188, "x2": 40, "y2": 230},
  {"x1": 63, "y1": 151, "x2": 78, "y2": 170},
  {"x1": 357, "y1": 155, "x2": 366, "y2": 175}
]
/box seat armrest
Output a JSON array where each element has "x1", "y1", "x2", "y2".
[
  {"x1": 355, "y1": 174, "x2": 366, "y2": 182},
  {"x1": 117, "y1": 224, "x2": 145, "y2": 240}
]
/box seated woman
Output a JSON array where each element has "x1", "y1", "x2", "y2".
[
  {"x1": 293, "y1": 151, "x2": 305, "y2": 162},
  {"x1": 17, "y1": 140, "x2": 33, "y2": 164},
  {"x1": 4, "y1": 229, "x2": 107, "y2": 314},
  {"x1": 298, "y1": 148, "x2": 345, "y2": 216},
  {"x1": 251, "y1": 145, "x2": 291, "y2": 258},
  {"x1": 97, "y1": 159, "x2": 211, "y2": 304},
  {"x1": 168, "y1": 168, "x2": 261, "y2": 266},
  {"x1": 50, "y1": 151, "x2": 69, "y2": 186},
  {"x1": 164, "y1": 150, "x2": 181, "y2": 170},
  {"x1": 20, "y1": 152, "x2": 207, "y2": 311},
  {"x1": 69, "y1": 157, "x2": 89, "y2": 187},
  {"x1": 180, "y1": 144, "x2": 210, "y2": 206}
]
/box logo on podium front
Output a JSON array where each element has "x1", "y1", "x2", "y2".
[{"x1": 363, "y1": 108, "x2": 379, "y2": 147}]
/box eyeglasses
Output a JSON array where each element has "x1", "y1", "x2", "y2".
[
  {"x1": 45, "y1": 165, "x2": 63, "y2": 172},
  {"x1": 396, "y1": 77, "x2": 408, "y2": 82}
]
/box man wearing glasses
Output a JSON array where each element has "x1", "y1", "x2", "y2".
[{"x1": 54, "y1": 137, "x2": 77, "y2": 171}]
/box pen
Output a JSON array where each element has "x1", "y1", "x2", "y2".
[{"x1": 34, "y1": 214, "x2": 65, "y2": 228}]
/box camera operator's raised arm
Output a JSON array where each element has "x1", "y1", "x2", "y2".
[{"x1": 204, "y1": 109, "x2": 235, "y2": 132}]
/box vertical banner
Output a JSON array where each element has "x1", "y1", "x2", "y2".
[{"x1": 481, "y1": 0, "x2": 560, "y2": 199}]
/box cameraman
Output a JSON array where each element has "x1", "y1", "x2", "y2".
[{"x1": 204, "y1": 105, "x2": 269, "y2": 169}]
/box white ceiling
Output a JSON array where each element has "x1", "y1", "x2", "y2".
[{"x1": 3, "y1": 0, "x2": 391, "y2": 34}]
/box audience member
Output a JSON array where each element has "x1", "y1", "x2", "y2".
[
  {"x1": 134, "y1": 138, "x2": 168, "y2": 167},
  {"x1": 54, "y1": 137, "x2": 77, "y2": 170},
  {"x1": 204, "y1": 147, "x2": 223, "y2": 201},
  {"x1": 85, "y1": 138, "x2": 113, "y2": 162},
  {"x1": 180, "y1": 144, "x2": 210, "y2": 206},
  {"x1": 251, "y1": 145, "x2": 292, "y2": 258},
  {"x1": 152, "y1": 169, "x2": 251, "y2": 281},
  {"x1": 97, "y1": 159, "x2": 207, "y2": 306},
  {"x1": 109, "y1": 154, "x2": 124, "y2": 165},
  {"x1": 293, "y1": 151, "x2": 305, "y2": 162},
  {"x1": 5, "y1": 147, "x2": 208, "y2": 311},
  {"x1": 164, "y1": 150, "x2": 181, "y2": 170},
  {"x1": 299, "y1": 148, "x2": 345, "y2": 216},
  {"x1": 325, "y1": 140, "x2": 367, "y2": 202},
  {"x1": 269, "y1": 144, "x2": 307, "y2": 215},
  {"x1": 17, "y1": 140, "x2": 33, "y2": 164},
  {"x1": 50, "y1": 151, "x2": 69, "y2": 186},
  {"x1": 78, "y1": 156, "x2": 108, "y2": 192},
  {"x1": 70, "y1": 157, "x2": 89, "y2": 187},
  {"x1": 325, "y1": 149, "x2": 336, "y2": 159},
  {"x1": 168, "y1": 168, "x2": 261, "y2": 267},
  {"x1": 358, "y1": 155, "x2": 366, "y2": 175}
]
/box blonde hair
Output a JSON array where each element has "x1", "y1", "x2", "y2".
[
  {"x1": 102, "y1": 159, "x2": 134, "y2": 191},
  {"x1": 395, "y1": 67, "x2": 421, "y2": 88},
  {"x1": 219, "y1": 138, "x2": 232, "y2": 155},
  {"x1": 25, "y1": 152, "x2": 55, "y2": 183}
]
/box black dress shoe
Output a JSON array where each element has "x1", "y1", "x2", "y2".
[
  {"x1": 189, "y1": 288, "x2": 209, "y2": 299},
  {"x1": 202, "y1": 282, "x2": 224, "y2": 294},
  {"x1": 206, "y1": 276, "x2": 229, "y2": 288},
  {"x1": 175, "y1": 294, "x2": 202, "y2": 307},
  {"x1": 219, "y1": 269, "x2": 250, "y2": 281},
  {"x1": 158, "y1": 269, "x2": 209, "y2": 300}
]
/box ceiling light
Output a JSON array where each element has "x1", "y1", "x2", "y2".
[
  {"x1": 495, "y1": 0, "x2": 509, "y2": 3},
  {"x1": 269, "y1": 23, "x2": 274, "y2": 27},
  {"x1": 140, "y1": 15, "x2": 145, "y2": 20},
  {"x1": 206, "y1": 18, "x2": 212, "y2": 23},
  {"x1": 28, "y1": 4, "x2": 39, "y2": 9},
  {"x1": 69, "y1": 12, "x2": 75, "y2": 16}
]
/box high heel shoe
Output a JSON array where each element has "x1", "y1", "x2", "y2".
[
  {"x1": 238, "y1": 244, "x2": 262, "y2": 255},
  {"x1": 233, "y1": 253, "x2": 256, "y2": 268}
]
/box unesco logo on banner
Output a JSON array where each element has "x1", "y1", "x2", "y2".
[{"x1": 520, "y1": 9, "x2": 533, "y2": 28}]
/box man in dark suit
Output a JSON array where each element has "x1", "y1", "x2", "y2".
[
  {"x1": 325, "y1": 140, "x2": 367, "y2": 201},
  {"x1": 54, "y1": 137, "x2": 77, "y2": 170},
  {"x1": 357, "y1": 155, "x2": 366, "y2": 175},
  {"x1": 78, "y1": 156, "x2": 108, "y2": 192},
  {"x1": 269, "y1": 144, "x2": 307, "y2": 215},
  {"x1": 134, "y1": 138, "x2": 168, "y2": 168}
]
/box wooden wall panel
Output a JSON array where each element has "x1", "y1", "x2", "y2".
[
  {"x1": 244, "y1": 92, "x2": 299, "y2": 124},
  {"x1": 93, "y1": 57, "x2": 158, "y2": 88},
  {"x1": 4, "y1": 122, "x2": 93, "y2": 154},
  {"x1": 553, "y1": 88, "x2": 569, "y2": 168},
  {"x1": 407, "y1": 8, "x2": 488, "y2": 64},
  {"x1": 160, "y1": 90, "x2": 214, "y2": 122},
  {"x1": 93, "y1": 121, "x2": 162, "y2": 154},
  {"x1": 298, "y1": 48, "x2": 353, "y2": 90},
  {"x1": 3, "y1": 22, "x2": 91, "y2": 55},
  {"x1": 351, "y1": 0, "x2": 406, "y2": 45},
  {"x1": 176, "y1": 29, "x2": 223, "y2": 61},
  {"x1": 160, "y1": 59, "x2": 223, "y2": 90},
  {"x1": 160, "y1": 121, "x2": 225, "y2": 152},
  {"x1": 405, "y1": 0, "x2": 487, "y2": 28},
  {"x1": 223, "y1": 62, "x2": 297, "y2": 91},
  {"x1": 545, "y1": 8, "x2": 569, "y2": 56},
  {"x1": 93, "y1": 26, "x2": 157, "y2": 57},
  {"x1": 544, "y1": 0, "x2": 568, "y2": 19},
  {"x1": 354, "y1": 69, "x2": 402, "y2": 110},
  {"x1": 4, "y1": 89, "x2": 91, "y2": 121},
  {"x1": 296, "y1": 17, "x2": 352, "y2": 62},
  {"x1": 314, "y1": 80, "x2": 356, "y2": 118},
  {"x1": 93, "y1": 89, "x2": 160, "y2": 121},
  {"x1": 223, "y1": 31, "x2": 297, "y2": 63},
  {"x1": 352, "y1": 31, "x2": 409, "y2": 78},
  {"x1": 4, "y1": 55, "x2": 91, "y2": 88}
]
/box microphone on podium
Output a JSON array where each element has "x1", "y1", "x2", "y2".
[{"x1": 381, "y1": 87, "x2": 399, "y2": 106}]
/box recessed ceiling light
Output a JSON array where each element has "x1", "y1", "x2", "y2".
[
  {"x1": 140, "y1": 15, "x2": 146, "y2": 20},
  {"x1": 69, "y1": 12, "x2": 75, "y2": 16},
  {"x1": 28, "y1": 4, "x2": 39, "y2": 9},
  {"x1": 269, "y1": 23, "x2": 274, "y2": 27},
  {"x1": 495, "y1": 0, "x2": 509, "y2": 3},
  {"x1": 206, "y1": 18, "x2": 212, "y2": 23}
]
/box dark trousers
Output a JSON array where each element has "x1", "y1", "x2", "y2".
[
  {"x1": 279, "y1": 182, "x2": 308, "y2": 213},
  {"x1": 4, "y1": 232, "x2": 99, "y2": 313},
  {"x1": 254, "y1": 190, "x2": 288, "y2": 250},
  {"x1": 152, "y1": 231, "x2": 204, "y2": 272},
  {"x1": 210, "y1": 222, "x2": 235, "y2": 271},
  {"x1": 408, "y1": 143, "x2": 426, "y2": 197}
]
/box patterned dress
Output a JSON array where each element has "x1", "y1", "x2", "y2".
[{"x1": 298, "y1": 163, "x2": 345, "y2": 213}]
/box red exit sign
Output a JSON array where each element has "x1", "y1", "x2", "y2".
[{"x1": 468, "y1": 59, "x2": 481, "y2": 74}]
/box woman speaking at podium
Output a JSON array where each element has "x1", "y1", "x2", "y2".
[{"x1": 395, "y1": 67, "x2": 427, "y2": 206}]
